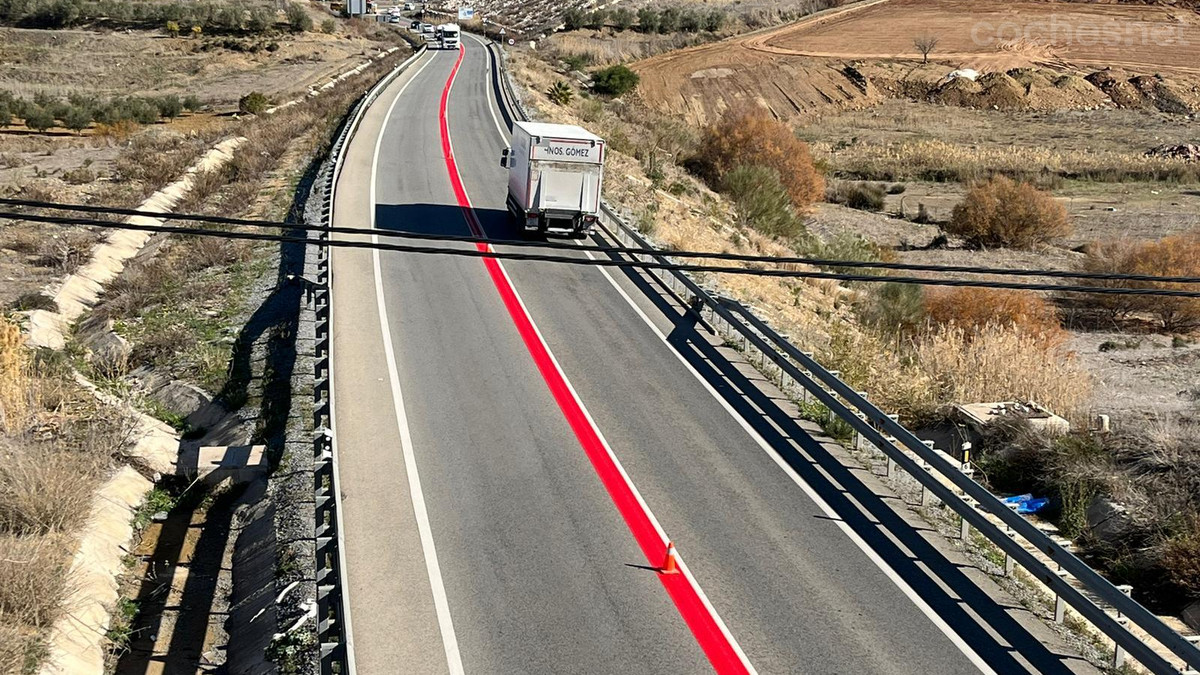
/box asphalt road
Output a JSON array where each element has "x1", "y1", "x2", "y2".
[{"x1": 329, "y1": 37, "x2": 1098, "y2": 674}]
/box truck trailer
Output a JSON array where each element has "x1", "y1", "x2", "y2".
[{"x1": 501, "y1": 121, "x2": 605, "y2": 238}]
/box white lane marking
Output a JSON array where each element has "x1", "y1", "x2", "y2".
[
  {"x1": 447, "y1": 42, "x2": 756, "y2": 673},
  {"x1": 367, "y1": 51, "x2": 466, "y2": 674},
  {"x1": 585, "y1": 254, "x2": 997, "y2": 675}
]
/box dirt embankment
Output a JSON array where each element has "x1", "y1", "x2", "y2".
[{"x1": 634, "y1": 0, "x2": 1200, "y2": 122}]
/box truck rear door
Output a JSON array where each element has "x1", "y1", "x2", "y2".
[{"x1": 537, "y1": 168, "x2": 586, "y2": 212}]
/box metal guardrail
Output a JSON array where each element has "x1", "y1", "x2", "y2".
[
  {"x1": 593, "y1": 207, "x2": 1200, "y2": 674},
  {"x1": 312, "y1": 44, "x2": 427, "y2": 675},
  {"x1": 484, "y1": 34, "x2": 1200, "y2": 674}
]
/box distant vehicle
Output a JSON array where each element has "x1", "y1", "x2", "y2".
[
  {"x1": 410, "y1": 19, "x2": 420, "y2": 29},
  {"x1": 420, "y1": 22, "x2": 434, "y2": 38},
  {"x1": 501, "y1": 121, "x2": 606, "y2": 238},
  {"x1": 387, "y1": 14, "x2": 400, "y2": 23},
  {"x1": 437, "y1": 23, "x2": 460, "y2": 50},
  {"x1": 403, "y1": 2, "x2": 414, "y2": 9}
]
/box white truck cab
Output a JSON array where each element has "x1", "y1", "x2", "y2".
[
  {"x1": 437, "y1": 23, "x2": 460, "y2": 50},
  {"x1": 501, "y1": 121, "x2": 606, "y2": 238}
]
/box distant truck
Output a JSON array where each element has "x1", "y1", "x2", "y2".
[
  {"x1": 437, "y1": 23, "x2": 460, "y2": 49},
  {"x1": 501, "y1": 121, "x2": 606, "y2": 237}
]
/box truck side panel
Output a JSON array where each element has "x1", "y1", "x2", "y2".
[{"x1": 508, "y1": 125, "x2": 533, "y2": 211}]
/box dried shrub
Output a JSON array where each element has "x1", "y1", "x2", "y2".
[
  {"x1": 947, "y1": 175, "x2": 1071, "y2": 248},
  {"x1": 1080, "y1": 238, "x2": 1142, "y2": 320},
  {"x1": 694, "y1": 106, "x2": 824, "y2": 211},
  {"x1": 818, "y1": 325, "x2": 936, "y2": 418},
  {"x1": 0, "y1": 534, "x2": 68, "y2": 627},
  {"x1": 0, "y1": 448, "x2": 100, "y2": 536},
  {"x1": 184, "y1": 237, "x2": 251, "y2": 271},
  {"x1": 827, "y1": 181, "x2": 885, "y2": 211},
  {"x1": 924, "y1": 287, "x2": 1067, "y2": 345},
  {"x1": 1162, "y1": 518, "x2": 1200, "y2": 598},
  {"x1": 855, "y1": 282, "x2": 926, "y2": 334},
  {"x1": 1082, "y1": 232, "x2": 1200, "y2": 330},
  {"x1": 1124, "y1": 233, "x2": 1200, "y2": 331},
  {"x1": 721, "y1": 165, "x2": 808, "y2": 240},
  {"x1": 36, "y1": 230, "x2": 94, "y2": 274},
  {"x1": 0, "y1": 320, "x2": 29, "y2": 433}
]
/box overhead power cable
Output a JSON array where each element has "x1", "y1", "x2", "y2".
[
  {"x1": 3, "y1": 196, "x2": 1198, "y2": 286},
  {"x1": 7, "y1": 208, "x2": 1200, "y2": 299}
]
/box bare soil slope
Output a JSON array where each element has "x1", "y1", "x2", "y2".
[
  {"x1": 635, "y1": 0, "x2": 1200, "y2": 123},
  {"x1": 0, "y1": 25, "x2": 391, "y2": 105},
  {"x1": 757, "y1": 0, "x2": 1200, "y2": 73}
]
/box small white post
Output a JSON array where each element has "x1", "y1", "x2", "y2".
[{"x1": 1111, "y1": 585, "x2": 1132, "y2": 669}]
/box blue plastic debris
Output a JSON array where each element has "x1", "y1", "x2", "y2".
[{"x1": 1003, "y1": 493, "x2": 1049, "y2": 514}]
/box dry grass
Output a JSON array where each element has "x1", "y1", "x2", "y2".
[
  {"x1": 812, "y1": 137, "x2": 1200, "y2": 184},
  {"x1": 912, "y1": 322, "x2": 1091, "y2": 420},
  {"x1": 820, "y1": 318, "x2": 1091, "y2": 423},
  {"x1": 0, "y1": 319, "x2": 29, "y2": 433},
  {"x1": 0, "y1": 534, "x2": 70, "y2": 629},
  {"x1": 818, "y1": 325, "x2": 937, "y2": 415},
  {"x1": 113, "y1": 128, "x2": 227, "y2": 198},
  {"x1": 0, "y1": 318, "x2": 122, "y2": 674},
  {"x1": 0, "y1": 446, "x2": 104, "y2": 536}
]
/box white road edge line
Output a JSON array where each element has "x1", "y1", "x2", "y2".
[
  {"x1": 585, "y1": 252, "x2": 998, "y2": 675},
  {"x1": 365, "y1": 52, "x2": 466, "y2": 674},
  {"x1": 454, "y1": 37, "x2": 758, "y2": 674}
]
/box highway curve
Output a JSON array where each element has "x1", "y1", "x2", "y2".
[{"x1": 328, "y1": 36, "x2": 1097, "y2": 674}]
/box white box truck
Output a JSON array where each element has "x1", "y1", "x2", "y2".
[
  {"x1": 437, "y1": 23, "x2": 460, "y2": 49},
  {"x1": 501, "y1": 122, "x2": 605, "y2": 238}
]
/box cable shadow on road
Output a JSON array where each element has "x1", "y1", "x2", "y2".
[
  {"x1": 375, "y1": 202, "x2": 519, "y2": 241},
  {"x1": 609, "y1": 264, "x2": 1092, "y2": 675}
]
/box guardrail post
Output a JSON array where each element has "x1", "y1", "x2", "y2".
[
  {"x1": 1186, "y1": 638, "x2": 1200, "y2": 675},
  {"x1": 1112, "y1": 585, "x2": 1133, "y2": 668},
  {"x1": 1054, "y1": 568, "x2": 1070, "y2": 623},
  {"x1": 853, "y1": 392, "x2": 870, "y2": 451},
  {"x1": 960, "y1": 496, "x2": 975, "y2": 541},
  {"x1": 920, "y1": 440, "x2": 937, "y2": 506},
  {"x1": 1003, "y1": 510, "x2": 1017, "y2": 576},
  {"x1": 884, "y1": 435, "x2": 898, "y2": 477}
]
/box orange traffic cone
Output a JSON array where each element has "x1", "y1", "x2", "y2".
[{"x1": 661, "y1": 541, "x2": 679, "y2": 574}]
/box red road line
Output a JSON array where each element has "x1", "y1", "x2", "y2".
[{"x1": 435, "y1": 45, "x2": 751, "y2": 674}]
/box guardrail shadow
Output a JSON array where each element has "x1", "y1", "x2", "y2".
[
  {"x1": 611, "y1": 261, "x2": 1093, "y2": 675},
  {"x1": 375, "y1": 201, "x2": 521, "y2": 241}
]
